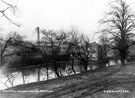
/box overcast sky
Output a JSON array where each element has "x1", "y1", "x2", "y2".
[{"x1": 0, "y1": 0, "x2": 135, "y2": 41}]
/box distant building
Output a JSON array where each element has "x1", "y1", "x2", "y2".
[
  {"x1": 89, "y1": 42, "x2": 106, "y2": 62},
  {"x1": 38, "y1": 41, "x2": 107, "y2": 67},
  {"x1": 128, "y1": 45, "x2": 135, "y2": 56}
]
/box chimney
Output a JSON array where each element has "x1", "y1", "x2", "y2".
[{"x1": 36, "y1": 27, "x2": 40, "y2": 46}]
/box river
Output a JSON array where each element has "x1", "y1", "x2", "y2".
[{"x1": 0, "y1": 60, "x2": 119, "y2": 90}]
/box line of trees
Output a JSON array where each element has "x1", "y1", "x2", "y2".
[{"x1": 0, "y1": 29, "x2": 99, "y2": 87}]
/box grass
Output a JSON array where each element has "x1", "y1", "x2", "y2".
[{"x1": 1, "y1": 62, "x2": 135, "y2": 98}]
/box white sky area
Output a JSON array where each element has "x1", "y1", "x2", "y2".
[{"x1": 0, "y1": 0, "x2": 135, "y2": 41}]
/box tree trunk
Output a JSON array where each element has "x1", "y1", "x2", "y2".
[
  {"x1": 46, "y1": 67, "x2": 49, "y2": 80},
  {"x1": 120, "y1": 49, "x2": 127, "y2": 67},
  {"x1": 71, "y1": 59, "x2": 76, "y2": 74},
  {"x1": 121, "y1": 58, "x2": 126, "y2": 66},
  {"x1": 120, "y1": 54, "x2": 126, "y2": 66},
  {"x1": 37, "y1": 66, "x2": 40, "y2": 82},
  {"x1": 52, "y1": 58, "x2": 61, "y2": 78},
  {"x1": 83, "y1": 61, "x2": 88, "y2": 71},
  {"x1": 55, "y1": 70, "x2": 61, "y2": 78},
  {"x1": 22, "y1": 72, "x2": 25, "y2": 84},
  {"x1": 84, "y1": 65, "x2": 87, "y2": 71},
  {"x1": 53, "y1": 62, "x2": 61, "y2": 78},
  {"x1": 59, "y1": 68, "x2": 63, "y2": 77}
]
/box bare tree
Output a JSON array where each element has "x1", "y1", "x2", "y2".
[
  {"x1": 0, "y1": 33, "x2": 18, "y2": 65},
  {"x1": 63, "y1": 33, "x2": 77, "y2": 74},
  {"x1": 100, "y1": 0, "x2": 135, "y2": 66},
  {"x1": 68, "y1": 30, "x2": 92, "y2": 71},
  {"x1": 0, "y1": 0, "x2": 20, "y2": 27},
  {"x1": 41, "y1": 30, "x2": 67, "y2": 78},
  {"x1": 6, "y1": 35, "x2": 40, "y2": 84},
  {"x1": 98, "y1": 33, "x2": 109, "y2": 60},
  {"x1": 39, "y1": 40, "x2": 52, "y2": 80}
]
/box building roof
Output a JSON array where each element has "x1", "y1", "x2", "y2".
[
  {"x1": 90, "y1": 48, "x2": 97, "y2": 53},
  {"x1": 89, "y1": 42, "x2": 100, "y2": 47}
]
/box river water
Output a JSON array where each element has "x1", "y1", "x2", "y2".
[{"x1": 0, "y1": 60, "x2": 119, "y2": 90}]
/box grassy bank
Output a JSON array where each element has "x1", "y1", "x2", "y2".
[{"x1": 0, "y1": 62, "x2": 135, "y2": 98}]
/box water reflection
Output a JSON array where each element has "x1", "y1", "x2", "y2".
[{"x1": 0, "y1": 60, "x2": 117, "y2": 90}]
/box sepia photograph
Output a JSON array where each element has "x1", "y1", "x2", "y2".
[{"x1": 0, "y1": 0, "x2": 135, "y2": 98}]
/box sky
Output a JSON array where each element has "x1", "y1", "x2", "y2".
[{"x1": 0, "y1": 0, "x2": 135, "y2": 41}]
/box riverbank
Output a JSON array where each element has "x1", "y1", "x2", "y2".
[{"x1": 0, "y1": 62, "x2": 135, "y2": 98}]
